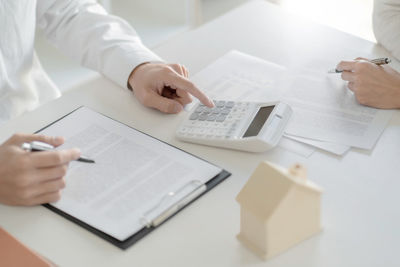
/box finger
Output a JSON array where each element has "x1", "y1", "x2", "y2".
[
  {"x1": 31, "y1": 178, "x2": 66, "y2": 198},
  {"x1": 29, "y1": 191, "x2": 62, "y2": 205},
  {"x1": 161, "y1": 86, "x2": 177, "y2": 98},
  {"x1": 144, "y1": 91, "x2": 184, "y2": 113},
  {"x1": 347, "y1": 82, "x2": 356, "y2": 92},
  {"x1": 355, "y1": 57, "x2": 369, "y2": 61},
  {"x1": 8, "y1": 133, "x2": 64, "y2": 147},
  {"x1": 30, "y1": 149, "x2": 81, "y2": 168},
  {"x1": 182, "y1": 65, "x2": 189, "y2": 78},
  {"x1": 336, "y1": 60, "x2": 357, "y2": 72},
  {"x1": 33, "y1": 164, "x2": 69, "y2": 182},
  {"x1": 163, "y1": 70, "x2": 214, "y2": 108},
  {"x1": 341, "y1": 71, "x2": 356, "y2": 82},
  {"x1": 169, "y1": 64, "x2": 185, "y2": 77},
  {"x1": 175, "y1": 89, "x2": 193, "y2": 106}
]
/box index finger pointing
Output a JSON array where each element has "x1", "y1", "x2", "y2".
[
  {"x1": 164, "y1": 71, "x2": 214, "y2": 108},
  {"x1": 336, "y1": 60, "x2": 357, "y2": 72},
  {"x1": 30, "y1": 149, "x2": 81, "y2": 168}
]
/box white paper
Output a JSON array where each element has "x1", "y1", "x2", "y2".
[
  {"x1": 191, "y1": 50, "x2": 286, "y2": 105},
  {"x1": 192, "y1": 50, "x2": 394, "y2": 150},
  {"x1": 285, "y1": 134, "x2": 350, "y2": 156},
  {"x1": 278, "y1": 136, "x2": 315, "y2": 158},
  {"x1": 38, "y1": 107, "x2": 222, "y2": 241},
  {"x1": 280, "y1": 69, "x2": 394, "y2": 149}
]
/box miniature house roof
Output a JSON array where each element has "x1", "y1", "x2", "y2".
[{"x1": 236, "y1": 161, "x2": 322, "y2": 221}]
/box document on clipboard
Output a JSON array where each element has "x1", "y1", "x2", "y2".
[{"x1": 36, "y1": 107, "x2": 230, "y2": 249}]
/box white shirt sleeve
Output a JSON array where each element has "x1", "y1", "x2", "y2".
[
  {"x1": 36, "y1": 0, "x2": 163, "y2": 89},
  {"x1": 373, "y1": 0, "x2": 400, "y2": 60}
]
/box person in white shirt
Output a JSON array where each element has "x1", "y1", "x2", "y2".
[
  {"x1": 0, "y1": 0, "x2": 213, "y2": 206},
  {"x1": 337, "y1": 0, "x2": 400, "y2": 109}
]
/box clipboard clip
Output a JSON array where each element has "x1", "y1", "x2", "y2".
[{"x1": 140, "y1": 180, "x2": 207, "y2": 228}]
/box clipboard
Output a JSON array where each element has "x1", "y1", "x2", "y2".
[{"x1": 35, "y1": 106, "x2": 231, "y2": 249}]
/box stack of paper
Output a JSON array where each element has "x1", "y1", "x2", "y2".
[{"x1": 190, "y1": 50, "x2": 394, "y2": 156}]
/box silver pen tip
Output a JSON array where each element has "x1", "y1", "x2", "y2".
[{"x1": 328, "y1": 69, "x2": 340, "y2": 74}]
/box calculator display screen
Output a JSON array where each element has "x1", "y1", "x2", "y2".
[{"x1": 243, "y1": 106, "x2": 275, "y2": 137}]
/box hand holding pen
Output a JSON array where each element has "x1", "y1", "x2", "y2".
[
  {"x1": 329, "y1": 57, "x2": 400, "y2": 109},
  {"x1": 328, "y1": 57, "x2": 391, "y2": 73},
  {"x1": 22, "y1": 141, "x2": 95, "y2": 163},
  {"x1": 0, "y1": 134, "x2": 82, "y2": 206}
]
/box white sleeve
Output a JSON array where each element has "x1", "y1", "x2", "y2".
[
  {"x1": 36, "y1": 0, "x2": 163, "y2": 89},
  {"x1": 373, "y1": 0, "x2": 400, "y2": 60}
]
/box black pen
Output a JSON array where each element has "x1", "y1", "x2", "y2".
[
  {"x1": 21, "y1": 141, "x2": 95, "y2": 163},
  {"x1": 328, "y1": 57, "x2": 391, "y2": 73}
]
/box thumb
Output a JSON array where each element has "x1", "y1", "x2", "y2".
[
  {"x1": 144, "y1": 91, "x2": 184, "y2": 113},
  {"x1": 336, "y1": 60, "x2": 357, "y2": 72}
]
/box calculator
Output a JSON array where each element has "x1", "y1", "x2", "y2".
[{"x1": 176, "y1": 100, "x2": 292, "y2": 152}]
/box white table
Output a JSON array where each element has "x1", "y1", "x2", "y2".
[{"x1": 2, "y1": 1, "x2": 400, "y2": 266}]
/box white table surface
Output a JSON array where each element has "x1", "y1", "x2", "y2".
[{"x1": 2, "y1": 1, "x2": 400, "y2": 266}]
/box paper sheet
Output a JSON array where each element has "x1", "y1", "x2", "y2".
[
  {"x1": 285, "y1": 134, "x2": 350, "y2": 156},
  {"x1": 278, "y1": 137, "x2": 315, "y2": 158},
  {"x1": 280, "y1": 69, "x2": 393, "y2": 149},
  {"x1": 191, "y1": 50, "x2": 393, "y2": 151},
  {"x1": 190, "y1": 50, "x2": 286, "y2": 105},
  {"x1": 38, "y1": 107, "x2": 222, "y2": 241}
]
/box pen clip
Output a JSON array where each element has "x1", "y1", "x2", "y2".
[
  {"x1": 140, "y1": 180, "x2": 205, "y2": 228},
  {"x1": 21, "y1": 143, "x2": 32, "y2": 151}
]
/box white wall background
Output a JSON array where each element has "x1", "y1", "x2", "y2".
[{"x1": 35, "y1": 0, "x2": 374, "y2": 91}]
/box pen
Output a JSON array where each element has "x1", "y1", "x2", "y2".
[
  {"x1": 328, "y1": 57, "x2": 391, "y2": 73},
  {"x1": 21, "y1": 141, "x2": 95, "y2": 163}
]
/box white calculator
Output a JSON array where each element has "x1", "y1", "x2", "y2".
[{"x1": 176, "y1": 100, "x2": 292, "y2": 152}]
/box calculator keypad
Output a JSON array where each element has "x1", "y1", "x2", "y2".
[{"x1": 178, "y1": 101, "x2": 253, "y2": 139}]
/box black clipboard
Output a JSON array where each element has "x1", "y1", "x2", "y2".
[{"x1": 36, "y1": 106, "x2": 231, "y2": 250}]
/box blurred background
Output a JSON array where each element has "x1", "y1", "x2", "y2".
[{"x1": 35, "y1": 0, "x2": 374, "y2": 91}]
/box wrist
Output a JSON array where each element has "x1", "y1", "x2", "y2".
[{"x1": 127, "y1": 62, "x2": 152, "y2": 91}]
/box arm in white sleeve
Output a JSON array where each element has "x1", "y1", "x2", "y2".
[
  {"x1": 373, "y1": 0, "x2": 400, "y2": 60},
  {"x1": 36, "y1": 0, "x2": 162, "y2": 89}
]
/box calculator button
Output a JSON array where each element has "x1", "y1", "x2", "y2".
[
  {"x1": 216, "y1": 115, "x2": 227, "y2": 122},
  {"x1": 221, "y1": 108, "x2": 231, "y2": 115},
  {"x1": 199, "y1": 114, "x2": 208, "y2": 121},
  {"x1": 207, "y1": 115, "x2": 216, "y2": 121},
  {"x1": 194, "y1": 106, "x2": 202, "y2": 113},
  {"x1": 189, "y1": 113, "x2": 199, "y2": 120},
  {"x1": 212, "y1": 108, "x2": 223, "y2": 114},
  {"x1": 226, "y1": 101, "x2": 235, "y2": 108},
  {"x1": 216, "y1": 101, "x2": 226, "y2": 107}
]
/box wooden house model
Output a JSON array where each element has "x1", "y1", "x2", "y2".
[{"x1": 236, "y1": 161, "x2": 322, "y2": 260}]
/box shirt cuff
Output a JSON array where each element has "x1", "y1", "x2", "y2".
[{"x1": 101, "y1": 42, "x2": 163, "y2": 89}]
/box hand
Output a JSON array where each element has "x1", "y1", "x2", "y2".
[
  {"x1": 0, "y1": 133, "x2": 80, "y2": 206},
  {"x1": 128, "y1": 63, "x2": 214, "y2": 113},
  {"x1": 337, "y1": 59, "x2": 400, "y2": 109}
]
